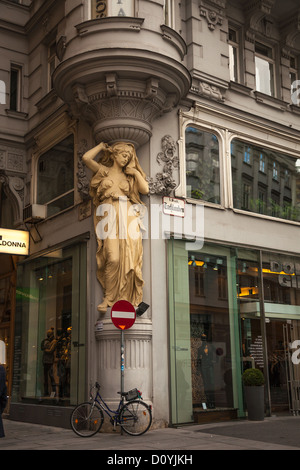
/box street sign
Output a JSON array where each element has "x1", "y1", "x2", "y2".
[{"x1": 111, "y1": 300, "x2": 136, "y2": 330}]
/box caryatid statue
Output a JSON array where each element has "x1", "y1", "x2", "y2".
[{"x1": 82, "y1": 142, "x2": 149, "y2": 313}]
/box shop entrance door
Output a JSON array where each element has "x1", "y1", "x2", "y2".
[
  {"x1": 266, "y1": 319, "x2": 300, "y2": 414},
  {"x1": 283, "y1": 321, "x2": 300, "y2": 415}
]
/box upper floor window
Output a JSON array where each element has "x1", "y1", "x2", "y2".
[
  {"x1": 185, "y1": 127, "x2": 220, "y2": 204},
  {"x1": 231, "y1": 138, "x2": 300, "y2": 222},
  {"x1": 10, "y1": 65, "x2": 22, "y2": 111},
  {"x1": 259, "y1": 153, "x2": 265, "y2": 173},
  {"x1": 0, "y1": 81, "x2": 6, "y2": 104},
  {"x1": 290, "y1": 55, "x2": 298, "y2": 92},
  {"x1": 255, "y1": 42, "x2": 275, "y2": 96},
  {"x1": 229, "y1": 28, "x2": 239, "y2": 82},
  {"x1": 37, "y1": 135, "x2": 74, "y2": 217},
  {"x1": 48, "y1": 41, "x2": 56, "y2": 91}
]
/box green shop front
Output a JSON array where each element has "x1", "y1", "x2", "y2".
[{"x1": 168, "y1": 239, "x2": 300, "y2": 424}]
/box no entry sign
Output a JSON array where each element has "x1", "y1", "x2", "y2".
[{"x1": 111, "y1": 300, "x2": 136, "y2": 330}]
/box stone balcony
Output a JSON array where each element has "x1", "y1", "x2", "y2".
[{"x1": 53, "y1": 17, "x2": 191, "y2": 147}]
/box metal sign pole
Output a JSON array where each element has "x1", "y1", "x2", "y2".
[
  {"x1": 121, "y1": 330, "x2": 125, "y2": 396},
  {"x1": 120, "y1": 330, "x2": 125, "y2": 435}
]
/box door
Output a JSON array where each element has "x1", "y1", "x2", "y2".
[{"x1": 265, "y1": 319, "x2": 300, "y2": 414}]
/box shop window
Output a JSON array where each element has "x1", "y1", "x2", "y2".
[
  {"x1": 12, "y1": 243, "x2": 86, "y2": 406},
  {"x1": 185, "y1": 127, "x2": 220, "y2": 204},
  {"x1": 169, "y1": 240, "x2": 243, "y2": 424},
  {"x1": 231, "y1": 138, "x2": 300, "y2": 222},
  {"x1": 255, "y1": 42, "x2": 275, "y2": 96},
  {"x1": 36, "y1": 135, "x2": 74, "y2": 217}
]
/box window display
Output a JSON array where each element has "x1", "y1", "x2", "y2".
[{"x1": 12, "y1": 243, "x2": 86, "y2": 406}]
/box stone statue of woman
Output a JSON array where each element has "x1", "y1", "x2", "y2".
[{"x1": 82, "y1": 141, "x2": 149, "y2": 313}]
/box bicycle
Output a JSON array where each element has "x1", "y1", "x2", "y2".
[{"x1": 70, "y1": 382, "x2": 152, "y2": 437}]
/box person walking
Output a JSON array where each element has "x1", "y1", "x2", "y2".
[{"x1": 0, "y1": 364, "x2": 7, "y2": 438}]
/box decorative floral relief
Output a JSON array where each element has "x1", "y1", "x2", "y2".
[{"x1": 147, "y1": 135, "x2": 179, "y2": 196}]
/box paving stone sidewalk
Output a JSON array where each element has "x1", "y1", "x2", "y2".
[{"x1": 1, "y1": 415, "x2": 300, "y2": 451}]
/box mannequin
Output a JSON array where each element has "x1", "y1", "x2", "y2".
[
  {"x1": 198, "y1": 333, "x2": 215, "y2": 409},
  {"x1": 41, "y1": 328, "x2": 57, "y2": 396}
]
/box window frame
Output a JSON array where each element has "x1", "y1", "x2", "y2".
[
  {"x1": 254, "y1": 41, "x2": 276, "y2": 97},
  {"x1": 9, "y1": 64, "x2": 22, "y2": 112},
  {"x1": 228, "y1": 27, "x2": 240, "y2": 83},
  {"x1": 34, "y1": 133, "x2": 75, "y2": 219},
  {"x1": 290, "y1": 54, "x2": 299, "y2": 105},
  {"x1": 185, "y1": 125, "x2": 222, "y2": 205},
  {"x1": 47, "y1": 41, "x2": 57, "y2": 92},
  {"x1": 175, "y1": 121, "x2": 225, "y2": 208},
  {"x1": 230, "y1": 135, "x2": 300, "y2": 223}
]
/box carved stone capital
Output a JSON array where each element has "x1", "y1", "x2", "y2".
[{"x1": 53, "y1": 17, "x2": 191, "y2": 148}]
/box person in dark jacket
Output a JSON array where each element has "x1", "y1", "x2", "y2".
[{"x1": 0, "y1": 364, "x2": 7, "y2": 438}]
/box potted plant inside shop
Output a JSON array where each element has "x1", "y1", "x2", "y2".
[{"x1": 242, "y1": 368, "x2": 265, "y2": 421}]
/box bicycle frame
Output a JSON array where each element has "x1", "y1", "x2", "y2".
[{"x1": 91, "y1": 389, "x2": 126, "y2": 426}]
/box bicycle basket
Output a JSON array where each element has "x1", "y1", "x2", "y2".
[{"x1": 125, "y1": 388, "x2": 139, "y2": 401}]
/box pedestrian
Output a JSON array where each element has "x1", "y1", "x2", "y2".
[{"x1": 0, "y1": 364, "x2": 7, "y2": 437}]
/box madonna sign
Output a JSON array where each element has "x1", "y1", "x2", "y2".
[{"x1": 0, "y1": 228, "x2": 29, "y2": 255}]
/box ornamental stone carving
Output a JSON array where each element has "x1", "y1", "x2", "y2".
[
  {"x1": 199, "y1": 0, "x2": 225, "y2": 31},
  {"x1": 147, "y1": 135, "x2": 179, "y2": 196}
]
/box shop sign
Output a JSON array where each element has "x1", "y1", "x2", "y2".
[
  {"x1": 0, "y1": 228, "x2": 29, "y2": 256},
  {"x1": 269, "y1": 260, "x2": 300, "y2": 288}
]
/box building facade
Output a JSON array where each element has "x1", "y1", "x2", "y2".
[{"x1": 1, "y1": 0, "x2": 300, "y2": 428}]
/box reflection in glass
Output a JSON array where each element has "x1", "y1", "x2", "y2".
[
  {"x1": 231, "y1": 139, "x2": 300, "y2": 221},
  {"x1": 186, "y1": 127, "x2": 220, "y2": 203}
]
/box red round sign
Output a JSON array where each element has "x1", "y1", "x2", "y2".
[{"x1": 111, "y1": 300, "x2": 136, "y2": 330}]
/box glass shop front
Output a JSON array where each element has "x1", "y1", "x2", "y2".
[
  {"x1": 168, "y1": 239, "x2": 300, "y2": 424},
  {"x1": 9, "y1": 241, "x2": 87, "y2": 426}
]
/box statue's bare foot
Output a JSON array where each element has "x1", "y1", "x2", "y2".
[{"x1": 97, "y1": 300, "x2": 108, "y2": 313}]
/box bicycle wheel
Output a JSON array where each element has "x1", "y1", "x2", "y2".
[
  {"x1": 120, "y1": 400, "x2": 152, "y2": 436},
  {"x1": 70, "y1": 402, "x2": 104, "y2": 437}
]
